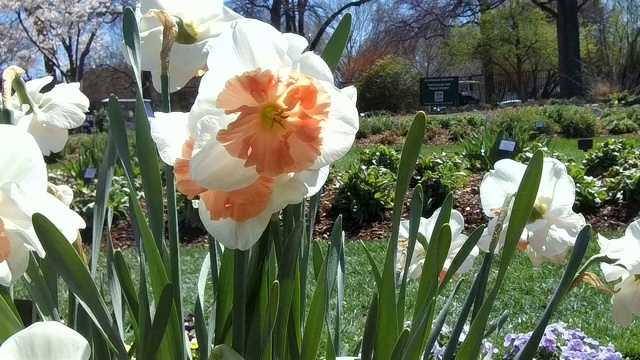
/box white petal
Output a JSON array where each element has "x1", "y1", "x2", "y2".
[
  {"x1": 149, "y1": 112, "x2": 190, "y2": 165},
  {"x1": 52, "y1": 185, "x2": 74, "y2": 206},
  {"x1": 17, "y1": 116, "x2": 69, "y2": 155},
  {"x1": 297, "y1": 52, "x2": 333, "y2": 83},
  {"x1": 0, "y1": 125, "x2": 47, "y2": 192},
  {"x1": 205, "y1": 19, "x2": 290, "y2": 82},
  {"x1": 284, "y1": 33, "x2": 309, "y2": 61},
  {"x1": 24, "y1": 76, "x2": 53, "y2": 97},
  {"x1": 37, "y1": 83, "x2": 89, "y2": 128},
  {"x1": 612, "y1": 276, "x2": 640, "y2": 327},
  {"x1": 0, "y1": 236, "x2": 29, "y2": 286},
  {"x1": 526, "y1": 219, "x2": 575, "y2": 259},
  {"x1": 198, "y1": 198, "x2": 272, "y2": 250},
  {"x1": 601, "y1": 262, "x2": 629, "y2": 283},
  {"x1": 449, "y1": 210, "x2": 465, "y2": 239},
  {"x1": 0, "y1": 321, "x2": 90, "y2": 360},
  {"x1": 36, "y1": 193, "x2": 86, "y2": 243},
  {"x1": 311, "y1": 83, "x2": 359, "y2": 170},
  {"x1": 138, "y1": 24, "x2": 163, "y2": 72},
  {"x1": 289, "y1": 167, "x2": 329, "y2": 197},
  {"x1": 479, "y1": 159, "x2": 525, "y2": 217},
  {"x1": 190, "y1": 116, "x2": 258, "y2": 191},
  {"x1": 542, "y1": 158, "x2": 576, "y2": 213},
  {"x1": 625, "y1": 219, "x2": 640, "y2": 242},
  {"x1": 399, "y1": 220, "x2": 410, "y2": 239}
]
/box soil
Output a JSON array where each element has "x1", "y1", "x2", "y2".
[{"x1": 100, "y1": 129, "x2": 640, "y2": 249}]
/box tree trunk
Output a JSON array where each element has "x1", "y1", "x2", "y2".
[
  {"x1": 270, "y1": 0, "x2": 283, "y2": 31},
  {"x1": 557, "y1": 0, "x2": 586, "y2": 98}
]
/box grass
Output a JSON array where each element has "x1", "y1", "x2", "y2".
[{"x1": 18, "y1": 232, "x2": 636, "y2": 358}]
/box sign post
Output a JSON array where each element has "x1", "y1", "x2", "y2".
[{"x1": 420, "y1": 77, "x2": 460, "y2": 108}]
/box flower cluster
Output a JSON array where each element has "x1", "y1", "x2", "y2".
[
  {"x1": 502, "y1": 322, "x2": 622, "y2": 360},
  {"x1": 184, "y1": 313, "x2": 199, "y2": 359}
]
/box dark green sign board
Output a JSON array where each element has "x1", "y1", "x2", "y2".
[{"x1": 420, "y1": 77, "x2": 459, "y2": 107}]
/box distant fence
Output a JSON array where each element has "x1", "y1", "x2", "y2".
[{"x1": 493, "y1": 70, "x2": 559, "y2": 102}]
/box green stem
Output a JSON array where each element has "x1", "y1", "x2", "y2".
[
  {"x1": 11, "y1": 78, "x2": 36, "y2": 115},
  {"x1": 165, "y1": 167, "x2": 182, "y2": 320},
  {"x1": 233, "y1": 249, "x2": 248, "y2": 356},
  {"x1": 160, "y1": 73, "x2": 171, "y2": 113}
]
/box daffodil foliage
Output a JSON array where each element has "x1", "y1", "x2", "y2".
[{"x1": 0, "y1": 2, "x2": 635, "y2": 360}]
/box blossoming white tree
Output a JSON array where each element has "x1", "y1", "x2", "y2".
[{"x1": 0, "y1": 0, "x2": 127, "y2": 82}]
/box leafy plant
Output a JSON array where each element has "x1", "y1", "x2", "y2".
[
  {"x1": 542, "y1": 105, "x2": 597, "y2": 138},
  {"x1": 461, "y1": 122, "x2": 544, "y2": 170},
  {"x1": 583, "y1": 138, "x2": 638, "y2": 177},
  {"x1": 411, "y1": 153, "x2": 470, "y2": 216},
  {"x1": 359, "y1": 144, "x2": 401, "y2": 173},
  {"x1": 333, "y1": 165, "x2": 395, "y2": 223}
]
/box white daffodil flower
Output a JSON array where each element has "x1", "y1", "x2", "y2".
[
  {"x1": 0, "y1": 125, "x2": 85, "y2": 285},
  {"x1": 598, "y1": 220, "x2": 640, "y2": 326},
  {"x1": 397, "y1": 208, "x2": 479, "y2": 282},
  {"x1": 610, "y1": 274, "x2": 640, "y2": 327},
  {"x1": 479, "y1": 158, "x2": 585, "y2": 266},
  {"x1": 11, "y1": 76, "x2": 89, "y2": 155},
  {"x1": 137, "y1": 0, "x2": 242, "y2": 92},
  {"x1": 149, "y1": 19, "x2": 358, "y2": 250},
  {"x1": 598, "y1": 219, "x2": 640, "y2": 281},
  {"x1": 0, "y1": 321, "x2": 90, "y2": 360}
]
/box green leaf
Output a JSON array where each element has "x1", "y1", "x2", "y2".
[
  {"x1": 320, "y1": 13, "x2": 352, "y2": 73},
  {"x1": 144, "y1": 284, "x2": 175, "y2": 357},
  {"x1": 215, "y1": 248, "x2": 235, "y2": 345},
  {"x1": 22, "y1": 253, "x2": 60, "y2": 321},
  {"x1": 0, "y1": 287, "x2": 23, "y2": 342},
  {"x1": 360, "y1": 293, "x2": 378, "y2": 360},
  {"x1": 376, "y1": 112, "x2": 425, "y2": 360},
  {"x1": 209, "y1": 344, "x2": 245, "y2": 360},
  {"x1": 390, "y1": 328, "x2": 411, "y2": 359},
  {"x1": 423, "y1": 279, "x2": 463, "y2": 359},
  {"x1": 32, "y1": 213, "x2": 127, "y2": 357},
  {"x1": 122, "y1": 7, "x2": 142, "y2": 90},
  {"x1": 134, "y1": 94, "x2": 164, "y2": 248},
  {"x1": 360, "y1": 241, "x2": 381, "y2": 288},
  {"x1": 517, "y1": 225, "x2": 592, "y2": 359},
  {"x1": 439, "y1": 225, "x2": 485, "y2": 290},
  {"x1": 398, "y1": 185, "x2": 423, "y2": 330},
  {"x1": 90, "y1": 129, "x2": 116, "y2": 278}
]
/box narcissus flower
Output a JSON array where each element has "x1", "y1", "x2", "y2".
[
  {"x1": 137, "y1": 0, "x2": 242, "y2": 92},
  {"x1": 0, "y1": 125, "x2": 85, "y2": 286},
  {"x1": 10, "y1": 76, "x2": 89, "y2": 155},
  {"x1": 598, "y1": 219, "x2": 640, "y2": 326},
  {"x1": 150, "y1": 20, "x2": 358, "y2": 250},
  {"x1": 0, "y1": 321, "x2": 90, "y2": 360},
  {"x1": 478, "y1": 158, "x2": 585, "y2": 266},
  {"x1": 397, "y1": 208, "x2": 479, "y2": 282}
]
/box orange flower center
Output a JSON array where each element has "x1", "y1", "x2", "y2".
[
  {"x1": 215, "y1": 68, "x2": 330, "y2": 177},
  {"x1": 173, "y1": 138, "x2": 273, "y2": 222},
  {"x1": 0, "y1": 219, "x2": 10, "y2": 263}
]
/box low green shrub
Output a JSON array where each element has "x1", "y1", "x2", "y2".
[
  {"x1": 461, "y1": 123, "x2": 543, "y2": 170},
  {"x1": 600, "y1": 107, "x2": 640, "y2": 134},
  {"x1": 411, "y1": 153, "x2": 470, "y2": 216},
  {"x1": 333, "y1": 165, "x2": 395, "y2": 223},
  {"x1": 583, "y1": 138, "x2": 638, "y2": 177},
  {"x1": 359, "y1": 145, "x2": 401, "y2": 173},
  {"x1": 542, "y1": 105, "x2": 597, "y2": 138}
]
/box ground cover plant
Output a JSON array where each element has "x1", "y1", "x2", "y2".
[{"x1": 3, "y1": 4, "x2": 640, "y2": 360}]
